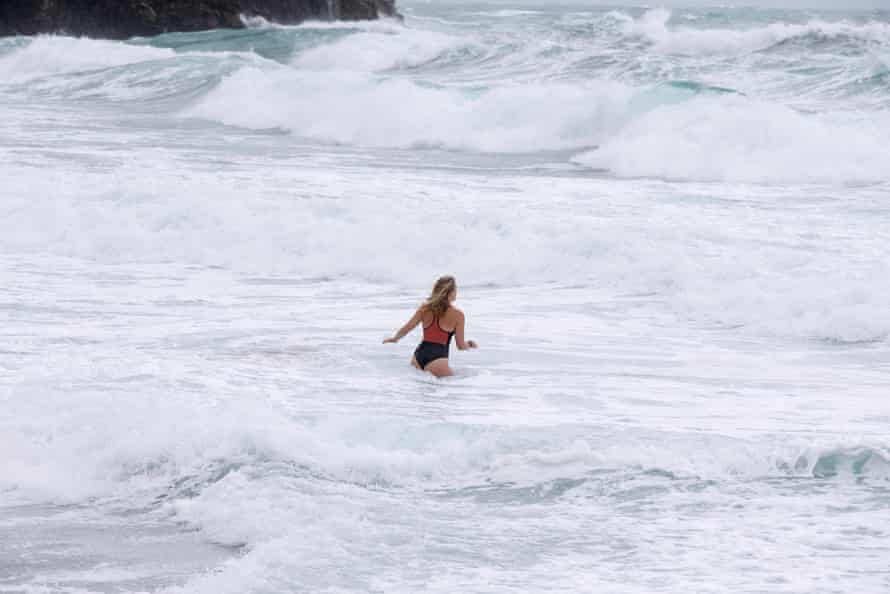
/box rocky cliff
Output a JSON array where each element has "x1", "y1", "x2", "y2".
[{"x1": 0, "y1": 0, "x2": 398, "y2": 39}]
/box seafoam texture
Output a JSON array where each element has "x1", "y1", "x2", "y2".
[{"x1": 1, "y1": 4, "x2": 889, "y2": 593}]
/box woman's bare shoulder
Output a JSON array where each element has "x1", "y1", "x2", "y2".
[{"x1": 448, "y1": 307, "x2": 465, "y2": 319}]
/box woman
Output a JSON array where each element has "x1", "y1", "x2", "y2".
[{"x1": 383, "y1": 276, "x2": 477, "y2": 377}]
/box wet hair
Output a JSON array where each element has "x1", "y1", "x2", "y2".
[{"x1": 422, "y1": 276, "x2": 456, "y2": 317}]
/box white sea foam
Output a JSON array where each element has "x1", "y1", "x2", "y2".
[
  {"x1": 626, "y1": 8, "x2": 890, "y2": 55},
  {"x1": 190, "y1": 61, "x2": 890, "y2": 183},
  {"x1": 2, "y1": 150, "x2": 889, "y2": 345},
  {"x1": 6, "y1": 347, "x2": 886, "y2": 503},
  {"x1": 0, "y1": 37, "x2": 277, "y2": 103},
  {"x1": 293, "y1": 27, "x2": 463, "y2": 71},
  {"x1": 240, "y1": 15, "x2": 274, "y2": 29},
  {"x1": 188, "y1": 66, "x2": 631, "y2": 151},
  {"x1": 0, "y1": 36, "x2": 175, "y2": 82},
  {"x1": 469, "y1": 9, "x2": 544, "y2": 18},
  {"x1": 575, "y1": 95, "x2": 890, "y2": 184},
  {"x1": 3, "y1": 6, "x2": 890, "y2": 593}
]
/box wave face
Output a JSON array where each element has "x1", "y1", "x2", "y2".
[{"x1": 2, "y1": 4, "x2": 890, "y2": 594}]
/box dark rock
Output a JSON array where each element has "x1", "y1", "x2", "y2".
[{"x1": 0, "y1": 0, "x2": 399, "y2": 39}]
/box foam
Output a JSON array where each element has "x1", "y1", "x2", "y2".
[
  {"x1": 0, "y1": 36, "x2": 175, "y2": 83},
  {"x1": 188, "y1": 65, "x2": 631, "y2": 151},
  {"x1": 184, "y1": 21, "x2": 629, "y2": 151},
  {"x1": 574, "y1": 95, "x2": 890, "y2": 184},
  {"x1": 11, "y1": 400, "x2": 872, "y2": 593},
  {"x1": 469, "y1": 10, "x2": 544, "y2": 18},
  {"x1": 160, "y1": 431, "x2": 890, "y2": 580},
  {"x1": 191, "y1": 58, "x2": 890, "y2": 183},
  {"x1": 7, "y1": 356, "x2": 883, "y2": 506},
  {"x1": 292, "y1": 26, "x2": 463, "y2": 71},
  {"x1": 4, "y1": 9, "x2": 890, "y2": 592},
  {"x1": 0, "y1": 36, "x2": 280, "y2": 105},
  {"x1": 625, "y1": 8, "x2": 890, "y2": 55},
  {"x1": 240, "y1": 15, "x2": 274, "y2": 29},
  {"x1": 3, "y1": 148, "x2": 889, "y2": 347}
]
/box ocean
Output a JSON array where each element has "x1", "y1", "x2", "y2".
[{"x1": 1, "y1": 2, "x2": 889, "y2": 592}]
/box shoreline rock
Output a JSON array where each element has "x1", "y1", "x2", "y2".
[{"x1": 0, "y1": 0, "x2": 399, "y2": 39}]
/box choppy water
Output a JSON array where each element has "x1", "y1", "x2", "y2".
[{"x1": 2, "y1": 2, "x2": 890, "y2": 592}]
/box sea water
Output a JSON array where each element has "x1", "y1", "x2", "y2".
[{"x1": 1, "y1": 2, "x2": 889, "y2": 592}]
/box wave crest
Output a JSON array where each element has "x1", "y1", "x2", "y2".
[
  {"x1": 0, "y1": 36, "x2": 175, "y2": 83},
  {"x1": 625, "y1": 9, "x2": 890, "y2": 55},
  {"x1": 188, "y1": 66, "x2": 632, "y2": 152},
  {"x1": 575, "y1": 95, "x2": 890, "y2": 184}
]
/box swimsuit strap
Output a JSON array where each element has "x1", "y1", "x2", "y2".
[{"x1": 437, "y1": 315, "x2": 455, "y2": 336}]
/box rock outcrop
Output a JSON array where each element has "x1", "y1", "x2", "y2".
[{"x1": 0, "y1": 0, "x2": 399, "y2": 39}]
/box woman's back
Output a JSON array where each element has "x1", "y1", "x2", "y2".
[{"x1": 421, "y1": 307, "x2": 456, "y2": 345}]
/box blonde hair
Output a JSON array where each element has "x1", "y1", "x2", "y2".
[{"x1": 422, "y1": 276, "x2": 456, "y2": 318}]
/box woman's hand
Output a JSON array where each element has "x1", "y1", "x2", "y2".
[
  {"x1": 468, "y1": 340, "x2": 478, "y2": 349},
  {"x1": 384, "y1": 309, "x2": 423, "y2": 346}
]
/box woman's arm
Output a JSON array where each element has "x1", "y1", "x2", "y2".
[
  {"x1": 454, "y1": 310, "x2": 478, "y2": 351},
  {"x1": 383, "y1": 308, "x2": 424, "y2": 344}
]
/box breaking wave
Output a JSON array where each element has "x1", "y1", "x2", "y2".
[{"x1": 1, "y1": 11, "x2": 888, "y2": 182}]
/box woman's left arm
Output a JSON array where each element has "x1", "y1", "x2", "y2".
[
  {"x1": 383, "y1": 308, "x2": 423, "y2": 344},
  {"x1": 454, "y1": 311, "x2": 478, "y2": 351}
]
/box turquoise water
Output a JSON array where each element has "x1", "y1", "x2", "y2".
[{"x1": 1, "y1": 3, "x2": 889, "y2": 592}]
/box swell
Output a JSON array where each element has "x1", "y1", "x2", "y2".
[
  {"x1": 0, "y1": 36, "x2": 257, "y2": 108},
  {"x1": 1, "y1": 14, "x2": 889, "y2": 180},
  {"x1": 8, "y1": 404, "x2": 889, "y2": 509},
  {"x1": 761, "y1": 26, "x2": 890, "y2": 54},
  {"x1": 4, "y1": 10, "x2": 889, "y2": 99},
  {"x1": 622, "y1": 8, "x2": 890, "y2": 55}
]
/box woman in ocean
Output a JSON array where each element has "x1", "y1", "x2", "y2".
[{"x1": 383, "y1": 276, "x2": 477, "y2": 377}]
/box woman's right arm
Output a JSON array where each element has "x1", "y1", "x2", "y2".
[{"x1": 383, "y1": 308, "x2": 423, "y2": 344}]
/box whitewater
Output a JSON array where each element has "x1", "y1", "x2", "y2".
[{"x1": 2, "y1": 1, "x2": 889, "y2": 592}]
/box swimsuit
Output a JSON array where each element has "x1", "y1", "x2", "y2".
[{"x1": 414, "y1": 314, "x2": 455, "y2": 370}]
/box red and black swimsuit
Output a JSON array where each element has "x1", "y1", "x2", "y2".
[{"x1": 414, "y1": 314, "x2": 455, "y2": 370}]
